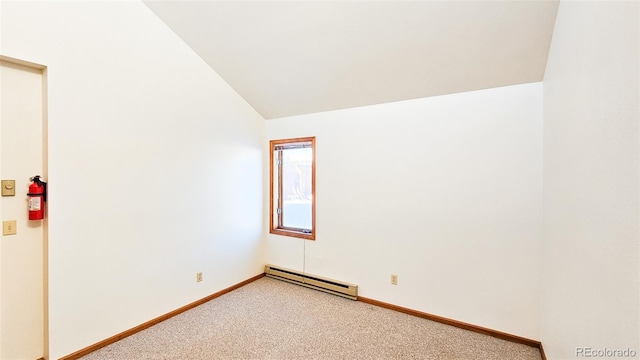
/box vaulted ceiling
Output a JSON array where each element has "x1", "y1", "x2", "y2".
[{"x1": 144, "y1": 1, "x2": 559, "y2": 119}]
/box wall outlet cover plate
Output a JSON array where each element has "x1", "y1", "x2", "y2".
[{"x1": 3, "y1": 220, "x2": 17, "y2": 235}]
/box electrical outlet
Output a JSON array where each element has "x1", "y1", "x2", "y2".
[
  {"x1": 2, "y1": 220, "x2": 17, "y2": 235},
  {"x1": 391, "y1": 274, "x2": 398, "y2": 285},
  {"x1": 196, "y1": 272, "x2": 203, "y2": 283}
]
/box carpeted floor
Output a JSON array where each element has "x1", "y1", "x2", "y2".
[{"x1": 80, "y1": 277, "x2": 542, "y2": 359}]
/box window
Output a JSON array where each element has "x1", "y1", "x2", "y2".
[{"x1": 270, "y1": 137, "x2": 315, "y2": 240}]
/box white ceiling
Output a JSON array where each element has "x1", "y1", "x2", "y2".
[{"x1": 144, "y1": 1, "x2": 559, "y2": 119}]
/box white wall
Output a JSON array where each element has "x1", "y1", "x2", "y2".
[
  {"x1": 266, "y1": 83, "x2": 543, "y2": 339},
  {"x1": 541, "y1": 2, "x2": 639, "y2": 359},
  {"x1": 1, "y1": 1, "x2": 265, "y2": 358}
]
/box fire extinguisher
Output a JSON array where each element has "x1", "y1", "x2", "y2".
[{"x1": 27, "y1": 175, "x2": 47, "y2": 220}]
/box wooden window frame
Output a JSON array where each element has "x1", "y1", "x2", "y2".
[{"x1": 269, "y1": 137, "x2": 316, "y2": 240}]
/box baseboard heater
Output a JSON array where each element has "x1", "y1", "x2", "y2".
[{"x1": 264, "y1": 264, "x2": 358, "y2": 300}]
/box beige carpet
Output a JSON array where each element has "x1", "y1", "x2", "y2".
[{"x1": 80, "y1": 277, "x2": 542, "y2": 360}]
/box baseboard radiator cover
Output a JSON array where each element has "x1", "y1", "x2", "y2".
[{"x1": 264, "y1": 264, "x2": 358, "y2": 300}]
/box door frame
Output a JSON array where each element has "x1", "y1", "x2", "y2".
[{"x1": 0, "y1": 54, "x2": 48, "y2": 360}]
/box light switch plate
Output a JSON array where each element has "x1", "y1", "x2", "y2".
[
  {"x1": 1, "y1": 180, "x2": 16, "y2": 196},
  {"x1": 3, "y1": 220, "x2": 17, "y2": 235}
]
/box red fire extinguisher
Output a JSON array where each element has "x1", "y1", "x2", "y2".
[{"x1": 27, "y1": 175, "x2": 47, "y2": 220}]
